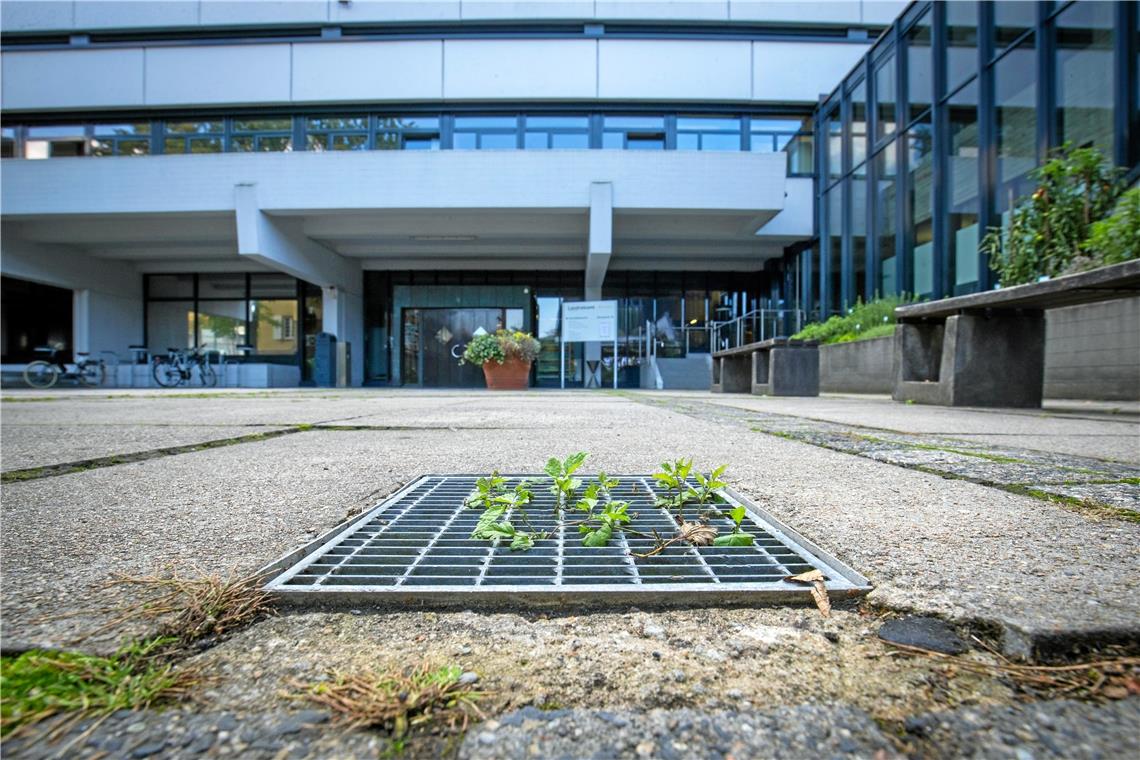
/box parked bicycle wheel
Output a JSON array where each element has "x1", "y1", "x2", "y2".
[
  {"x1": 23, "y1": 360, "x2": 60, "y2": 389},
  {"x1": 79, "y1": 360, "x2": 106, "y2": 387},
  {"x1": 152, "y1": 358, "x2": 183, "y2": 388},
  {"x1": 197, "y1": 363, "x2": 217, "y2": 388}
]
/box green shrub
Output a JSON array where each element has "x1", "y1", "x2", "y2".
[
  {"x1": 980, "y1": 144, "x2": 1125, "y2": 286},
  {"x1": 1082, "y1": 186, "x2": 1140, "y2": 268},
  {"x1": 460, "y1": 330, "x2": 541, "y2": 366},
  {"x1": 792, "y1": 295, "x2": 907, "y2": 345}
]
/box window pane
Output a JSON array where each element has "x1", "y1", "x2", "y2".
[
  {"x1": 994, "y1": 0, "x2": 1035, "y2": 51},
  {"x1": 825, "y1": 185, "x2": 843, "y2": 313},
  {"x1": 187, "y1": 137, "x2": 222, "y2": 154},
  {"x1": 906, "y1": 125, "x2": 934, "y2": 299},
  {"x1": 306, "y1": 116, "x2": 366, "y2": 130},
  {"x1": 332, "y1": 134, "x2": 368, "y2": 151},
  {"x1": 403, "y1": 135, "x2": 439, "y2": 150},
  {"x1": 947, "y1": 81, "x2": 981, "y2": 291},
  {"x1": 453, "y1": 133, "x2": 477, "y2": 149},
  {"x1": 995, "y1": 37, "x2": 1038, "y2": 224},
  {"x1": 198, "y1": 301, "x2": 247, "y2": 355},
  {"x1": 851, "y1": 177, "x2": 867, "y2": 301},
  {"x1": 250, "y1": 273, "x2": 296, "y2": 298},
  {"x1": 946, "y1": 1, "x2": 978, "y2": 94},
  {"x1": 605, "y1": 117, "x2": 664, "y2": 129},
  {"x1": 117, "y1": 139, "x2": 149, "y2": 156},
  {"x1": 874, "y1": 144, "x2": 898, "y2": 297},
  {"x1": 198, "y1": 273, "x2": 246, "y2": 299},
  {"x1": 785, "y1": 133, "x2": 814, "y2": 176},
  {"x1": 677, "y1": 117, "x2": 739, "y2": 131},
  {"x1": 93, "y1": 122, "x2": 150, "y2": 136},
  {"x1": 602, "y1": 132, "x2": 623, "y2": 149},
  {"x1": 749, "y1": 134, "x2": 775, "y2": 152},
  {"x1": 479, "y1": 133, "x2": 517, "y2": 149},
  {"x1": 148, "y1": 274, "x2": 194, "y2": 298},
  {"x1": 627, "y1": 135, "x2": 664, "y2": 150},
  {"x1": 250, "y1": 300, "x2": 299, "y2": 355},
  {"x1": 874, "y1": 55, "x2": 897, "y2": 140},
  {"x1": 699, "y1": 133, "x2": 740, "y2": 151},
  {"x1": 906, "y1": 11, "x2": 933, "y2": 123},
  {"x1": 257, "y1": 136, "x2": 291, "y2": 152},
  {"x1": 550, "y1": 133, "x2": 589, "y2": 149},
  {"x1": 1056, "y1": 1, "x2": 1115, "y2": 157},
  {"x1": 526, "y1": 116, "x2": 588, "y2": 128},
  {"x1": 454, "y1": 116, "x2": 516, "y2": 129},
  {"x1": 827, "y1": 105, "x2": 842, "y2": 181},
  {"x1": 233, "y1": 118, "x2": 291, "y2": 132},
  {"x1": 523, "y1": 132, "x2": 549, "y2": 149},
  {"x1": 166, "y1": 121, "x2": 223, "y2": 134},
  {"x1": 27, "y1": 125, "x2": 84, "y2": 138},
  {"x1": 851, "y1": 79, "x2": 867, "y2": 172},
  {"x1": 147, "y1": 301, "x2": 194, "y2": 354}
]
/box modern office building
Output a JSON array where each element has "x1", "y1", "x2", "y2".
[{"x1": 1, "y1": 1, "x2": 1136, "y2": 391}]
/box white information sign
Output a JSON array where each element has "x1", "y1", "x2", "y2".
[
  {"x1": 559, "y1": 300, "x2": 619, "y2": 389},
  {"x1": 562, "y1": 300, "x2": 618, "y2": 343}
]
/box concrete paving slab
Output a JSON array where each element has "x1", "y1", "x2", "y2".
[
  {"x1": 688, "y1": 392, "x2": 1140, "y2": 464},
  {"x1": 3, "y1": 392, "x2": 1138, "y2": 659},
  {"x1": 0, "y1": 423, "x2": 291, "y2": 471}
]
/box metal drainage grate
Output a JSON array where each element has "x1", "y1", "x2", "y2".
[{"x1": 265, "y1": 475, "x2": 871, "y2": 607}]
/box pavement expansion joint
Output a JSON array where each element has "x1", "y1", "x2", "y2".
[{"x1": 264, "y1": 474, "x2": 872, "y2": 607}]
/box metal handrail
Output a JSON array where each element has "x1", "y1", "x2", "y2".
[{"x1": 708, "y1": 308, "x2": 806, "y2": 350}]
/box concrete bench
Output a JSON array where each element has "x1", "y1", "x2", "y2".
[
  {"x1": 893, "y1": 259, "x2": 1140, "y2": 407},
  {"x1": 711, "y1": 338, "x2": 819, "y2": 396}
]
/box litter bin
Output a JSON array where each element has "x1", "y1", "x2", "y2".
[{"x1": 314, "y1": 332, "x2": 337, "y2": 387}]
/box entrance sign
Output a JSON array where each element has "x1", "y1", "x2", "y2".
[{"x1": 560, "y1": 300, "x2": 619, "y2": 389}]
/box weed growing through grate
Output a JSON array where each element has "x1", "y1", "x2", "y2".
[
  {"x1": 652, "y1": 458, "x2": 697, "y2": 523},
  {"x1": 0, "y1": 637, "x2": 201, "y2": 739},
  {"x1": 468, "y1": 475, "x2": 549, "y2": 551},
  {"x1": 293, "y1": 663, "x2": 484, "y2": 739},
  {"x1": 544, "y1": 451, "x2": 589, "y2": 514},
  {"x1": 713, "y1": 506, "x2": 755, "y2": 547}
]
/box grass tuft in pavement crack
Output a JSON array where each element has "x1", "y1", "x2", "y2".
[
  {"x1": 0, "y1": 637, "x2": 200, "y2": 738},
  {"x1": 95, "y1": 569, "x2": 274, "y2": 649},
  {"x1": 292, "y1": 662, "x2": 485, "y2": 739}
]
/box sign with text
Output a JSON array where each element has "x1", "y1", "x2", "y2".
[{"x1": 561, "y1": 300, "x2": 618, "y2": 343}]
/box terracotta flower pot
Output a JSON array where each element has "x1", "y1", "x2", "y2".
[{"x1": 482, "y1": 357, "x2": 532, "y2": 390}]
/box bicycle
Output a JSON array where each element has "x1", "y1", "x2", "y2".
[
  {"x1": 23, "y1": 347, "x2": 107, "y2": 389},
  {"x1": 151, "y1": 347, "x2": 218, "y2": 388}
]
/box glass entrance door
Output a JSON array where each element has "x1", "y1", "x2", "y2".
[{"x1": 402, "y1": 307, "x2": 522, "y2": 387}]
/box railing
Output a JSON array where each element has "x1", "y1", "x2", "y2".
[{"x1": 709, "y1": 309, "x2": 806, "y2": 351}]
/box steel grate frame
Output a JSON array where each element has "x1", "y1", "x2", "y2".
[{"x1": 265, "y1": 475, "x2": 871, "y2": 607}]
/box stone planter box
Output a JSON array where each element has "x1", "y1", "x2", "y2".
[{"x1": 818, "y1": 334, "x2": 894, "y2": 394}]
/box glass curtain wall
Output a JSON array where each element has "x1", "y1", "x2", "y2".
[{"x1": 811, "y1": 0, "x2": 1137, "y2": 309}]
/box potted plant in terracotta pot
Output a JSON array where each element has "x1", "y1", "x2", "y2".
[{"x1": 460, "y1": 329, "x2": 541, "y2": 390}]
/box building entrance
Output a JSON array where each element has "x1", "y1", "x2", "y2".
[{"x1": 401, "y1": 307, "x2": 524, "y2": 387}]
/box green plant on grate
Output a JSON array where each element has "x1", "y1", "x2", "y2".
[
  {"x1": 469, "y1": 479, "x2": 548, "y2": 551},
  {"x1": 545, "y1": 451, "x2": 588, "y2": 514},
  {"x1": 652, "y1": 458, "x2": 697, "y2": 523},
  {"x1": 713, "y1": 505, "x2": 755, "y2": 547},
  {"x1": 579, "y1": 499, "x2": 632, "y2": 547}
]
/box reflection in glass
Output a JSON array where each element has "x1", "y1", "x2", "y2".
[
  {"x1": 995, "y1": 37, "x2": 1038, "y2": 227},
  {"x1": 874, "y1": 144, "x2": 898, "y2": 297},
  {"x1": 676, "y1": 116, "x2": 741, "y2": 151},
  {"x1": 1056, "y1": 1, "x2": 1115, "y2": 156},
  {"x1": 874, "y1": 55, "x2": 897, "y2": 140},
  {"x1": 851, "y1": 79, "x2": 867, "y2": 176},
  {"x1": 907, "y1": 11, "x2": 933, "y2": 123},
  {"x1": 994, "y1": 1, "x2": 1036, "y2": 51},
  {"x1": 146, "y1": 301, "x2": 194, "y2": 355},
  {"x1": 198, "y1": 301, "x2": 246, "y2": 355},
  {"x1": 250, "y1": 300, "x2": 299, "y2": 356},
  {"x1": 827, "y1": 105, "x2": 842, "y2": 181},
  {"x1": 825, "y1": 185, "x2": 843, "y2": 313},
  {"x1": 906, "y1": 125, "x2": 934, "y2": 299},
  {"x1": 850, "y1": 176, "x2": 867, "y2": 302},
  {"x1": 946, "y1": 1, "x2": 979, "y2": 94},
  {"x1": 947, "y1": 82, "x2": 981, "y2": 292}
]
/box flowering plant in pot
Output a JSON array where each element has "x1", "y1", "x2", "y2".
[{"x1": 460, "y1": 330, "x2": 541, "y2": 390}]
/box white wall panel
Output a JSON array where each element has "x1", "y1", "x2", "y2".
[
  {"x1": 598, "y1": 40, "x2": 750, "y2": 101},
  {"x1": 198, "y1": 0, "x2": 327, "y2": 26},
  {"x1": 461, "y1": 1, "x2": 594, "y2": 20},
  {"x1": 755, "y1": 177, "x2": 813, "y2": 237},
  {"x1": 331, "y1": 1, "x2": 461, "y2": 23},
  {"x1": 596, "y1": 1, "x2": 729, "y2": 21},
  {"x1": 729, "y1": 1, "x2": 859, "y2": 24},
  {"x1": 1, "y1": 49, "x2": 144, "y2": 110},
  {"x1": 293, "y1": 41, "x2": 443, "y2": 102},
  {"x1": 752, "y1": 40, "x2": 868, "y2": 102},
  {"x1": 0, "y1": 1, "x2": 74, "y2": 32},
  {"x1": 74, "y1": 1, "x2": 198, "y2": 30},
  {"x1": 145, "y1": 44, "x2": 292, "y2": 106},
  {"x1": 444, "y1": 39, "x2": 596, "y2": 100},
  {"x1": 1, "y1": 151, "x2": 786, "y2": 216}
]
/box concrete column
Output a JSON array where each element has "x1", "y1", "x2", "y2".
[
  {"x1": 322, "y1": 286, "x2": 364, "y2": 386},
  {"x1": 584, "y1": 182, "x2": 613, "y2": 377}
]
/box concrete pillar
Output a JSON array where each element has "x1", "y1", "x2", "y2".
[{"x1": 584, "y1": 182, "x2": 613, "y2": 379}]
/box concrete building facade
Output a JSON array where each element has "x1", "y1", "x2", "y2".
[{"x1": 1, "y1": 0, "x2": 1135, "y2": 394}]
